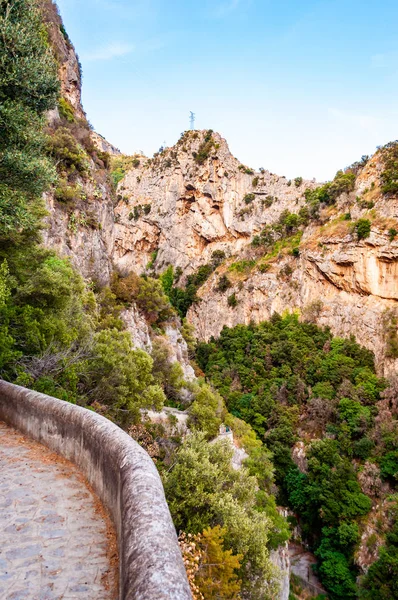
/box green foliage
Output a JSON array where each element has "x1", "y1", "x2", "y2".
[
  {"x1": 196, "y1": 315, "x2": 387, "y2": 598},
  {"x1": 54, "y1": 178, "x2": 83, "y2": 204},
  {"x1": 227, "y1": 293, "x2": 238, "y2": 308},
  {"x1": 150, "y1": 336, "x2": 185, "y2": 401},
  {"x1": 294, "y1": 177, "x2": 303, "y2": 187},
  {"x1": 380, "y1": 141, "x2": 398, "y2": 195},
  {"x1": 112, "y1": 272, "x2": 174, "y2": 324},
  {"x1": 58, "y1": 97, "x2": 75, "y2": 122},
  {"x1": 46, "y1": 127, "x2": 89, "y2": 175},
  {"x1": 252, "y1": 210, "x2": 305, "y2": 250},
  {"x1": 338, "y1": 397, "x2": 371, "y2": 435},
  {"x1": 229, "y1": 259, "x2": 256, "y2": 273},
  {"x1": 389, "y1": 228, "x2": 398, "y2": 241},
  {"x1": 252, "y1": 176, "x2": 259, "y2": 188},
  {"x1": 188, "y1": 383, "x2": 223, "y2": 438},
  {"x1": 163, "y1": 433, "x2": 280, "y2": 598},
  {"x1": 160, "y1": 265, "x2": 174, "y2": 296},
  {"x1": 354, "y1": 218, "x2": 371, "y2": 240},
  {"x1": 304, "y1": 170, "x2": 356, "y2": 217},
  {"x1": 86, "y1": 329, "x2": 165, "y2": 424},
  {"x1": 110, "y1": 155, "x2": 141, "y2": 187},
  {"x1": 216, "y1": 274, "x2": 232, "y2": 293},
  {"x1": 379, "y1": 451, "x2": 398, "y2": 481},
  {"x1": 164, "y1": 262, "x2": 218, "y2": 318},
  {"x1": 147, "y1": 249, "x2": 158, "y2": 270},
  {"x1": 360, "y1": 510, "x2": 398, "y2": 599},
  {"x1": 244, "y1": 193, "x2": 255, "y2": 204},
  {"x1": 181, "y1": 317, "x2": 197, "y2": 358},
  {"x1": 0, "y1": 0, "x2": 59, "y2": 237},
  {"x1": 194, "y1": 130, "x2": 214, "y2": 165}
]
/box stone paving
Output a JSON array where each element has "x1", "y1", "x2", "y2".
[{"x1": 0, "y1": 422, "x2": 118, "y2": 600}]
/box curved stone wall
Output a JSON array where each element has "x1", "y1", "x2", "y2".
[{"x1": 0, "y1": 380, "x2": 192, "y2": 600}]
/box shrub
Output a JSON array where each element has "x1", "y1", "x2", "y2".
[
  {"x1": 216, "y1": 275, "x2": 232, "y2": 293},
  {"x1": 86, "y1": 329, "x2": 165, "y2": 424},
  {"x1": 305, "y1": 170, "x2": 356, "y2": 207},
  {"x1": 227, "y1": 293, "x2": 238, "y2": 308},
  {"x1": 229, "y1": 260, "x2": 255, "y2": 273},
  {"x1": 262, "y1": 195, "x2": 274, "y2": 208},
  {"x1": 54, "y1": 179, "x2": 83, "y2": 204},
  {"x1": 163, "y1": 433, "x2": 281, "y2": 598},
  {"x1": 47, "y1": 127, "x2": 89, "y2": 175},
  {"x1": 110, "y1": 155, "x2": 141, "y2": 187},
  {"x1": 194, "y1": 130, "x2": 214, "y2": 165},
  {"x1": 389, "y1": 228, "x2": 397, "y2": 241},
  {"x1": 252, "y1": 176, "x2": 259, "y2": 188},
  {"x1": 243, "y1": 193, "x2": 255, "y2": 204},
  {"x1": 58, "y1": 97, "x2": 75, "y2": 122},
  {"x1": 211, "y1": 250, "x2": 226, "y2": 266},
  {"x1": 112, "y1": 272, "x2": 174, "y2": 324},
  {"x1": 294, "y1": 177, "x2": 303, "y2": 187},
  {"x1": 355, "y1": 219, "x2": 371, "y2": 240},
  {"x1": 188, "y1": 383, "x2": 223, "y2": 438}
]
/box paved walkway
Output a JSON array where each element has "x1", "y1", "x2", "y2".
[{"x1": 0, "y1": 422, "x2": 118, "y2": 600}]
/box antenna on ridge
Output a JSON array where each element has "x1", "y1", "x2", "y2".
[{"x1": 189, "y1": 111, "x2": 195, "y2": 130}]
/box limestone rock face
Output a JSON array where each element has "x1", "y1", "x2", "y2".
[
  {"x1": 42, "y1": 184, "x2": 115, "y2": 287},
  {"x1": 121, "y1": 305, "x2": 153, "y2": 352},
  {"x1": 40, "y1": 17, "x2": 398, "y2": 377},
  {"x1": 180, "y1": 150, "x2": 398, "y2": 376},
  {"x1": 91, "y1": 132, "x2": 122, "y2": 157},
  {"x1": 270, "y1": 546, "x2": 290, "y2": 600},
  {"x1": 164, "y1": 325, "x2": 196, "y2": 381},
  {"x1": 112, "y1": 131, "x2": 317, "y2": 277}
]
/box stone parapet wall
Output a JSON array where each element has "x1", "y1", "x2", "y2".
[{"x1": 0, "y1": 380, "x2": 192, "y2": 600}]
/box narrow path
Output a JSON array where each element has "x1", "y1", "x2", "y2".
[{"x1": 0, "y1": 422, "x2": 118, "y2": 600}]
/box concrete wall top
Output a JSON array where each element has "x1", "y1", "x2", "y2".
[{"x1": 0, "y1": 380, "x2": 192, "y2": 600}]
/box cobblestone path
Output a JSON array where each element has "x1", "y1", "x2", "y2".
[{"x1": 0, "y1": 422, "x2": 118, "y2": 600}]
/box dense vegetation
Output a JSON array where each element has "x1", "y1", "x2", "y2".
[
  {"x1": 0, "y1": 0, "x2": 165, "y2": 425},
  {"x1": 3, "y1": 4, "x2": 398, "y2": 600},
  {"x1": 196, "y1": 315, "x2": 398, "y2": 599},
  {"x1": 160, "y1": 251, "x2": 226, "y2": 317}
]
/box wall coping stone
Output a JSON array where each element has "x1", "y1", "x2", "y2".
[{"x1": 0, "y1": 380, "x2": 192, "y2": 600}]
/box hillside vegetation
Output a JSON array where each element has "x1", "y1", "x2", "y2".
[{"x1": 1, "y1": 2, "x2": 398, "y2": 600}]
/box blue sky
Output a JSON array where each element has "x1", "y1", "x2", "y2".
[{"x1": 57, "y1": 0, "x2": 398, "y2": 180}]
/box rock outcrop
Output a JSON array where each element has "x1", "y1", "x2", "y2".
[
  {"x1": 41, "y1": 2, "x2": 398, "y2": 379},
  {"x1": 113, "y1": 131, "x2": 316, "y2": 277}
]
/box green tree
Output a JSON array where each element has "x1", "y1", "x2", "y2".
[
  {"x1": 86, "y1": 329, "x2": 165, "y2": 423},
  {"x1": 163, "y1": 433, "x2": 279, "y2": 599},
  {"x1": 0, "y1": 0, "x2": 59, "y2": 238},
  {"x1": 195, "y1": 526, "x2": 242, "y2": 600},
  {"x1": 188, "y1": 383, "x2": 223, "y2": 438}
]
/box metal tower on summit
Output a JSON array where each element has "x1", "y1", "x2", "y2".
[{"x1": 189, "y1": 112, "x2": 195, "y2": 130}]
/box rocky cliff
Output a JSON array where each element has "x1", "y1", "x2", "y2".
[
  {"x1": 37, "y1": 3, "x2": 398, "y2": 597},
  {"x1": 110, "y1": 131, "x2": 398, "y2": 377},
  {"x1": 113, "y1": 130, "x2": 317, "y2": 276},
  {"x1": 42, "y1": 2, "x2": 398, "y2": 379}
]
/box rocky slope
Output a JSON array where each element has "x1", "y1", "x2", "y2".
[
  {"x1": 38, "y1": 2, "x2": 398, "y2": 596},
  {"x1": 42, "y1": 2, "x2": 398, "y2": 379},
  {"x1": 111, "y1": 131, "x2": 398, "y2": 377},
  {"x1": 113, "y1": 130, "x2": 317, "y2": 276},
  {"x1": 186, "y1": 151, "x2": 398, "y2": 376}
]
